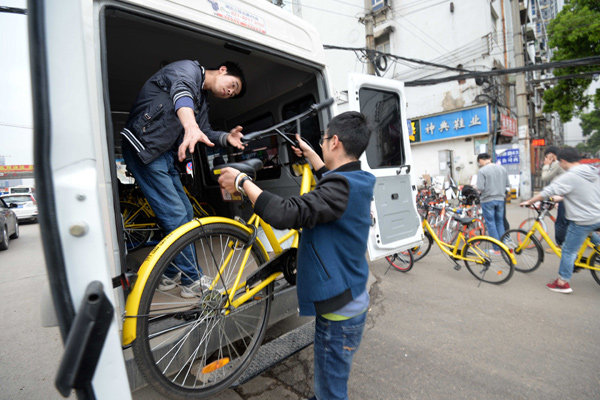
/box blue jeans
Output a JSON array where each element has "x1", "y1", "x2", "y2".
[
  {"x1": 558, "y1": 221, "x2": 600, "y2": 282},
  {"x1": 481, "y1": 200, "x2": 506, "y2": 248},
  {"x1": 122, "y1": 142, "x2": 200, "y2": 285},
  {"x1": 310, "y1": 311, "x2": 367, "y2": 400}
]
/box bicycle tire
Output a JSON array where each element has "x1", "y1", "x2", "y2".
[
  {"x1": 412, "y1": 231, "x2": 433, "y2": 262},
  {"x1": 501, "y1": 229, "x2": 543, "y2": 273},
  {"x1": 589, "y1": 251, "x2": 600, "y2": 286},
  {"x1": 440, "y1": 218, "x2": 460, "y2": 244},
  {"x1": 121, "y1": 201, "x2": 154, "y2": 251},
  {"x1": 518, "y1": 217, "x2": 547, "y2": 247},
  {"x1": 462, "y1": 237, "x2": 514, "y2": 284},
  {"x1": 385, "y1": 250, "x2": 414, "y2": 272},
  {"x1": 132, "y1": 222, "x2": 271, "y2": 399}
]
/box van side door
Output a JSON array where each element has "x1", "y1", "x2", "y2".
[{"x1": 348, "y1": 73, "x2": 423, "y2": 260}]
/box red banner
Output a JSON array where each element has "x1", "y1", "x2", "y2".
[
  {"x1": 500, "y1": 114, "x2": 517, "y2": 137},
  {"x1": 0, "y1": 165, "x2": 34, "y2": 172}
]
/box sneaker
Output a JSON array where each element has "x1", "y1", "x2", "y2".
[
  {"x1": 546, "y1": 279, "x2": 573, "y2": 294},
  {"x1": 158, "y1": 272, "x2": 181, "y2": 291},
  {"x1": 486, "y1": 249, "x2": 501, "y2": 256},
  {"x1": 546, "y1": 247, "x2": 558, "y2": 254},
  {"x1": 180, "y1": 276, "x2": 212, "y2": 298}
]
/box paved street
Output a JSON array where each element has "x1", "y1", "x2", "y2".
[{"x1": 2, "y1": 203, "x2": 600, "y2": 399}]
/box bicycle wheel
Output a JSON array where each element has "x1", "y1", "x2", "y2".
[
  {"x1": 121, "y1": 201, "x2": 154, "y2": 251},
  {"x1": 501, "y1": 229, "x2": 543, "y2": 273},
  {"x1": 463, "y1": 218, "x2": 486, "y2": 240},
  {"x1": 412, "y1": 231, "x2": 433, "y2": 262},
  {"x1": 386, "y1": 250, "x2": 414, "y2": 272},
  {"x1": 462, "y1": 237, "x2": 514, "y2": 284},
  {"x1": 132, "y1": 222, "x2": 271, "y2": 399},
  {"x1": 440, "y1": 218, "x2": 460, "y2": 243},
  {"x1": 589, "y1": 251, "x2": 600, "y2": 286},
  {"x1": 518, "y1": 217, "x2": 547, "y2": 247}
]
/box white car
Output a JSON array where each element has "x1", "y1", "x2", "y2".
[{"x1": 0, "y1": 194, "x2": 38, "y2": 222}]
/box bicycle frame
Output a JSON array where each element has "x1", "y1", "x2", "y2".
[
  {"x1": 422, "y1": 218, "x2": 515, "y2": 265},
  {"x1": 516, "y1": 220, "x2": 599, "y2": 271},
  {"x1": 122, "y1": 163, "x2": 315, "y2": 346}
]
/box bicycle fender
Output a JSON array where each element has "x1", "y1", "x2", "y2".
[
  {"x1": 463, "y1": 235, "x2": 517, "y2": 265},
  {"x1": 122, "y1": 217, "x2": 268, "y2": 346}
]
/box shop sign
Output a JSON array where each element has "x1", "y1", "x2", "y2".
[
  {"x1": 0, "y1": 165, "x2": 34, "y2": 172},
  {"x1": 497, "y1": 149, "x2": 520, "y2": 165},
  {"x1": 407, "y1": 119, "x2": 420, "y2": 143},
  {"x1": 500, "y1": 114, "x2": 517, "y2": 137},
  {"x1": 419, "y1": 105, "x2": 488, "y2": 143}
]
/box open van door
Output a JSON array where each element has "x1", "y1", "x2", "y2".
[{"x1": 347, "y1": 74, "x2": 423, "y2": 260}]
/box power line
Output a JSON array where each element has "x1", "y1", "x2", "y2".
[{"x1": 404, "y1": 56, "x2": 600, "y2": 86}]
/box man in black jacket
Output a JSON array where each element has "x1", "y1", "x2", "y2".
[
  {"x1": 219, "y1": 111, "x2": 375, "y2": 400},
  {"x1": 121, "y1": 60, "x2": 246, "y2": 298}
]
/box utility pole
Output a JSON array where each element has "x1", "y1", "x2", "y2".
[
  {"x1": 511, "y1": 0, "x2": 531, "y2": 199},
  {"x1": 363, "y1": 0, "x2": 375, "y2": 75}
]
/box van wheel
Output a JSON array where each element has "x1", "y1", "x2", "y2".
[{"x1": 0, "y1": 225, "x2": 9, "y2": 250}]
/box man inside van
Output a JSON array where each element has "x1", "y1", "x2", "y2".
[
  {"x1": 121, "y1": 60, "x2": 247, "y2": 298},
  {"x1": 219, "y1": 111, "x2": 375, "y2": 400}
]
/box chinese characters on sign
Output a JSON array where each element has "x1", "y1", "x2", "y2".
[
  {"x1": 500, "y1": 114, "x2": 517, "y2": 137},
  {"x1": 418, "y1": 105, "x2": 488, "y2": 143},
  {"x1": 209, "y1": 0, "x2": 266, "y2": 34},
  {"x1": 497, "y1": 149, "x2": 520, "y2": 165}
]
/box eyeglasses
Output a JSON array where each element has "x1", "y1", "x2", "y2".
[{"x1": 319, "y1": 136, "x2": 333, "y2": 146}]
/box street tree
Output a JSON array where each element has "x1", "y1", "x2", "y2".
[
  {"x1": 542, "y1": 0, "x2": 600, "y2": 122},
  {"x1": 575, "y1": 98, "x2": 600, "y2": 156}
]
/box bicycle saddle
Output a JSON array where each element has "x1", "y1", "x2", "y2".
[
  {"x1": 211, "y1": 158, "x2": 264, "y2": 180},
  {"x1": 452, "y1": 215, "x2": 479, "y2": 226}
]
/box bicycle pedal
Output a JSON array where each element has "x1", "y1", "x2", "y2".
[{"x1": 453, "y1": 264, "x2": 462, "y2": 271}]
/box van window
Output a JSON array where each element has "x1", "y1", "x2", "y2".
[
  {"x1": 282, "y1": 95, "x2": 322, "y2": 169},
  {"x1": 359, "y1": 88, "x2": 406, "y2": 168},
  {"x1": 235, "y1": 113, "x2": 280, "y2": 181}
]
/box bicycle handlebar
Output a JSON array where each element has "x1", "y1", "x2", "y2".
[{"x1": 241, "y1": 97, "x2": 334, "y2": 144}]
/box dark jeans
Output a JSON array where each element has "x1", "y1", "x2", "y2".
[
  {"x1": 554, "y1": 202, "x2": 567, "y2": 246},
  {"x1": 310, "y1": 311, "x2": 367, "y2": 400}
]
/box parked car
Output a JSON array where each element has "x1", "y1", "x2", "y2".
[
  {"x1": 0, "y1": 194, "x2": 38, "y2": 222},
  {"x1": 0, "y1": 198, "x2": 19, "y2": 250}
]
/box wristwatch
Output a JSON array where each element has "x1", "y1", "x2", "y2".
[{"x1": 235, "y1": 173, "x2": 253, "y2": 196}]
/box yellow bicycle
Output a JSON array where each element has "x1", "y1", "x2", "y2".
[
  {"x1": 121, "y1": 99, "x2": 332, "y2": 399},
  {"x1": 120, "y1": 184, "x2": 215, "y2": 251},
  {"x1": 418, "y1": 203, "x2": 516, "y2": 284},
  {"x1": 501, "y1": 201, "x2": 600, "y2": 283}
]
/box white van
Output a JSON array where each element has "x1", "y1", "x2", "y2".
[{"x1": 31, "y1": 0, "x2": 421, "y2": 397}]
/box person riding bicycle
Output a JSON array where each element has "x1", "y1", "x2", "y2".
[
  {"x1": 219, "y1": 111, "x2": 375, "y2": 400},
  {"x1": 541, "y1": 146, "x2": 567, "y2": 249},
  {"x1": 521, "y1": 147, "x2": 600, "y2": 294},
  {"x1": 121, "y1": 60, "x2": 247, "y2": 297}
]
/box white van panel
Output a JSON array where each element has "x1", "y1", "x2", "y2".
[{"x1": 347, "y1": 73, "x2": 423, "y2": 260}]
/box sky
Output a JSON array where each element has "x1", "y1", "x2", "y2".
[{"x1": 0, "y1": 0, "x2": 34, "y2": 185}]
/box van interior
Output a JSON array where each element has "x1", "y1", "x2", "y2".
[{"x1": 103, "y1": 6, "x2": 329, "y2": 215}]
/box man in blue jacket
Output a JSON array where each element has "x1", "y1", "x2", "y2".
[
  {"x1": 121, "y1": 60, "x2": 247, "y2": 298},
  {"x1": 219, "y1": 111, "x2": 375, "y2": 400}
]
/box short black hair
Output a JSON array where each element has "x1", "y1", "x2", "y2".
[
  {"x1": 326, "y1": 111, "x2": 371, "y2": 159},
  {"x1": 557, "y1": 147, "x2": 580, "y2": 163},
  {"x1": 216, "y1": 61, "x2": 247, "y2": 99},
  {"x1": 477, "y1": 153, "x2": 491, "y2": 161},
  {"x1": 544, "y1": 146, "x2": 560, "y2": 156}
]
